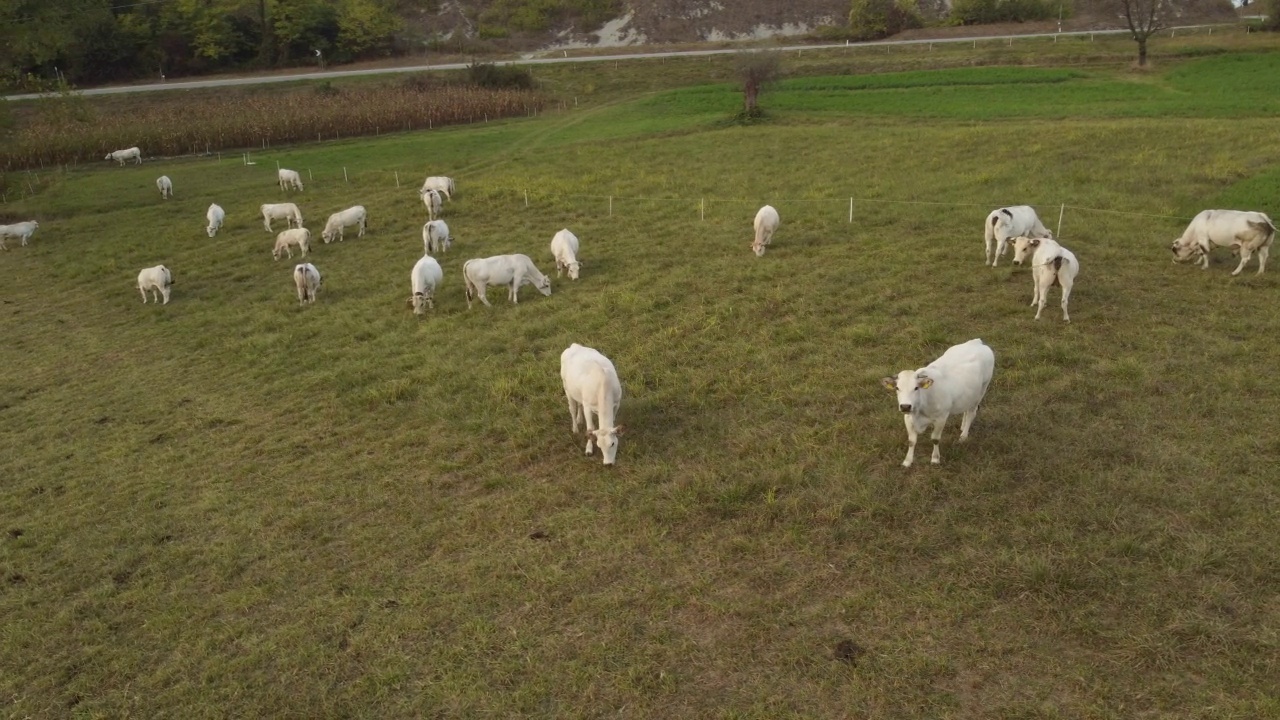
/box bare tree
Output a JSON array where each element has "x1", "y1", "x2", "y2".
[
  {"x1": 735, "y1": 52, "x2": 781, "y2": 118},
  {"x1": 1118, "y1": 0, "x2": 1166, "y2": 66}
]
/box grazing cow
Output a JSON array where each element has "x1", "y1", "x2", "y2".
[
  {"x1": 321, "y1": 205, "x2": 367, "y2": 244},
  {"x1": 560, "y1": 343, "x2": 624, "y2": 465},
  {"x1": 985, "y1": 205, "x2": 1052, "y2": 267},
  {"x1": 106, "y1": 147, "x2": 142, "y2": 166},
  {"x1": 137, "y1": 265, "x2": 173, "y2": 305},
  {"x1": 422, "y1": 219, "x2": 452, "y2": 255},
  {"x1": 206, "y1": 204, "x2": 225, "y2": 237},
  {"x1": 278, "y1": 168, "x2": 304, "y2": 192},
  {"x1": 273, "y1": 228, "x2": 311, "y2": 260},
  {"x1": 550, "y1": 228, "x2": 582, "y2": 279},
  {"x1": 752, "y1": 205, "x2": 780, "y2": 257},
  {"x1": 156, "y1": 175, "x2": 173, "y2": 199},
  {"x1": 0, "y1": 221, "x2": 38, "y2": 250},
  {"x1": 261, "y1": 203, "x2": 303, "y2": 232},
  {"x1": 1011, "y1": 236, "x2": 1080, "y2": 322},
  {"x1": 881, "y1": 338, "x2": 995, "y2": 468},
  {"x1": 462, "y1": 254, "x2": 552, "y2": 309},
  {"x1": 293, "y1": 263, "x2": 321, "y2": 305},
  {"x1": 1170, "y1": 209, "x2": 1274, "y2": 276},
  {"x1": 420, "y1": 176, "x2": 456, "y2": 201},
  {"x1": 420, "y1": 188, "x2": 443, "y2": 221},
  {"x1": 407, "y1": 254, "x2": 444, "y2": 316}
]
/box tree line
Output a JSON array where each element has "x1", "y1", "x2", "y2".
[{"x1": 1, "y1": 0, "x2": 402, "y2": 89}]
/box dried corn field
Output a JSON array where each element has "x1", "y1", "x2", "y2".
[{"x1": 1, "y1": 82, "x2": 544, "y2": 171}]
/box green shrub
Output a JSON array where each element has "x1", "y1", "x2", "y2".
[
  {"x1": 848, "y1": 0, "x2": 924, "y2": 40},
  {"x1": 466, "y1": 61, "x2": 536, "y2": 90},
  {"x1": 948, "y1": 0, "x2": 1063, "y2": 25}
]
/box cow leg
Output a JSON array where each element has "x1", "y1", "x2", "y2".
[
  {"x1": 510, "y1": 281, "x2": 520, "y2": 304},
  {"x1": 584, "y1": 407, "x2": 597, "y2": 455},
  {"x1": 901, "y1": 414, "x2": 918, "y2": 468},
  {"x1": 1059, "y1": 272, "x2": 1073, "y2": 322},
  {"x1": 1232, "y1": 245, "x2": 1254, "y2": 276},
  {"x1": 566, "y1": 395, "x2": 582, "y2": 432},
  {"x1": 930, "y1": 416, "x2": 948, "y2": 465},
  {"x1": 139, "y1": 286, "x2": 147, "y2": 303},
  {"x1": 959, "y1": 407, "x2": 978, "y2": 440},
  {"x1": 477, "y1": 284, "x2": 491, "y2": 307},
  {"x1": 1257, "y1": 245, "x2": 1269, "y2": 275},
  {"x1": 992, "y1": 237, "x2": 1005, "y2": 267}
]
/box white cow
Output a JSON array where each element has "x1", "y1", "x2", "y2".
[
  {"x1": 985, "y1": 205, "x2": 1052, "y2": 267},
  {"x1": 560, "y1": 343, "x2": 624, "y2": 465},
  {"x1": 106, "y1": 147, "x2": 142, "y2": 166},
  {"x1": 293, "y1": 263, "x2": 321, "y2": 305},
  {"x1": 137, "y1": 265, "x2": 173, "y2": 305},
  {"x1": 273, "y1": 228, "x2": 311, "y2": 260},
  {"x1": 550, "y1": 229, "x2": 582, "y2": 280},
  {"x1": 420, "y1": 176, "x2": 455, "y2": 201},
  {"x1": 752, "y1": 205, "x2": 780, "y2": 257},
  {"x1": 0, "y1": 221, "x2": 38, "y2": 250},
  {"x1": 321, "y1": 205, "x2": 367, "y2": 244},
  {"x1": 881, "y1": 338, "x2": 995, "y2": 468},
  {"x1": 206, "y1": 204, "x2": 225, "y2": 237},
  {"x1": 156, "y1": 175, "x2": 173, "y2": 199},
  {"x1": 462, "y1": 254, "x2": 552, "y2": 309},
  {"x1": 407, "y1": 254, "x2": 444, "y2": 315},
  {"x1": 422, "y1": 219, "x2": 452, "y2": 255},
  {"x1": 1170, "y1": 209, "x2": 1274, "y2": 276},
  {"x1": 1011, "y1": 236, "x2": 1080, "y2": 322},
  {"x1": 420, "y1": 188, "x2": 443, "y2": 220},
  {"x1": 261, "y1": 203, "x2": 303, "y2": 232},
  {"x1": 278, "y1": 168, "x2": 304, "y2": 192}
]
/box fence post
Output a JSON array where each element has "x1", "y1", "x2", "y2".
[
  {"x1": 344, "y1": 167, "x2": 348, "y2": 183},
  {"x1": 609, "y1": 196, "x2": 613, "y2": 216},
  {"x1": 1057, "y1": 203, "x2": 1065, "y2": 238},
  {"x1": 700, "y1": 198, "x2": 705, "y2": 221},
  {"x1": 309, "y1": 169, "x2": 313, "y2": 182},
  {"x1": 524, "y1": 190, "x2": 529, "y2": 208},
  {"x1": 395, "y1": 171, "x2": 400, "y2": 188},
  {"x1": 849, "y1": 198, "x2": 854, "y2": 223}
]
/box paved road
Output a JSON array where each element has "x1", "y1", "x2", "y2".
[{"x1": 1, "y1": 23, "x2": 1231, "y2": 101}]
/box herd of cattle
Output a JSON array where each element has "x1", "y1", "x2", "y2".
[{"x1": 2, "y1": 146, "x2": 1276, "y2": 468}]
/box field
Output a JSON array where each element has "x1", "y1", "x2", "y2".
[{"x1": 3, "y1": 48, "x2": 1280, "y2": 718}]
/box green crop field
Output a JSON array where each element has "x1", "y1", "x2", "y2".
[{"x1": 3, "y1": 49, "x2": 1280, "y2": 718}]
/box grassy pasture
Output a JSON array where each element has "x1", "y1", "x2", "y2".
[{"x1": 2, "y1": 54, "x2": 1280, "y2": 718}]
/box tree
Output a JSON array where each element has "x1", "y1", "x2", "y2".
[
  {"x1": 735, "y1": 52, "x2": 781, "y2": 118},
  {"x1": 849, "y1": 0, "x2": 923, "y2": 40},
  {"x1": 1117, "y1": 0, "x2": 1165, "y2": 66}
]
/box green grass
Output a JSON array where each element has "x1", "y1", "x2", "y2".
[{"x1": 3, "y1": 49, "x2": 1280, "y2": 718}]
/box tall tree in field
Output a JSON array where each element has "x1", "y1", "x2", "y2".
[
  {"x1": 1117, "y1": 0, "x2": 1166, "y2": 66},
  {"x1": 735, "y1": 52, "x2": 781, "y2": 118}
]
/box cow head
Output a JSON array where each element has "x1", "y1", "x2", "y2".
[
  {"x1": 409, "y1": 291, "x2": 429, "y2": 316},
  {"x1": 567, "y1": 261, "x2": 581, "y2": 280},
  {"x1": 536, "y1": 276, "x2": 552, "y2": 296},
  {"x1": 1170, "y1": 239, "x2": 1201, "y2": 263},
  {"x1": 752, "y1": 241, "x2": 767, "y2": 257},
  {"x1": 881, "y1": 371, "x2": 934, "y2": 414},
  {"x1": 592, "y1": 425, "x2": 625, "y2": 465},
  {"x1": 1011, "y1": 236, "x2": 1040, "y2": 266}
]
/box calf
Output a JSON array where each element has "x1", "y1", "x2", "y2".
[
  {"x1": 106, "y1": 147, "x2": 142, "y2": 166},
  {"x1": 0, "y1": 220, "x2": 38, "y2": 249},
  {"x1": 293, "y1": 263, "x2": 321, "y2": 305},
  {"x1": 156, "y1": 175, "x2": 173, "y2": 199},
  {"x1": 407, "y1": 254, "x2": 444, "y2": 315},
  {"x1": 421, "y1": 176, "x2": 456, "y2": 201},
  {"x1": 985, "y1": 205, "x2": 1052, "y2": 267},
  {"x1": 1170, "y1": 209, "x2": 1274, "y2": 276},
  {"x1": 422, "y1": 219, "x2": 452, "y2": 255},
  {"x1": 321, "y1": 205, "x2": 367, "y2": 244},
  {"x1": 881, "y1": 338, "x2": 995, "y2": 468},
  {"x1": 206, "y1": 204, "x2": 225, "y2": 237},
  {"x1": 462, "y1": 254, "x2": 552, "y2": 308},
  {"x1": 420, "y1": 188, "x2": 443, "y2": 221},
  {"x1": 550, "y1": 228, "x2": 582, "y2": 279},
  {"x1": 752, "y1": 205, "x2": 780, "y2": 257},
  {"x1": 137, "y1": 265, "x2": 173, "y2": 305},
  {"x1": 560, "y1": 343, "x2": 625, "y2": 465},
  {"x1": 261, "y1": 203, "x2": 303, "y2": 232},
  {"x1": 273, "y1": 228, "x2": 311, "y2": 260},
  {"x1": 278, "y1": 168, "x2": 304, "y2": 192},
  {"x1": 1011, "y1": 236, "x2": 1080, "y2": 322}
]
